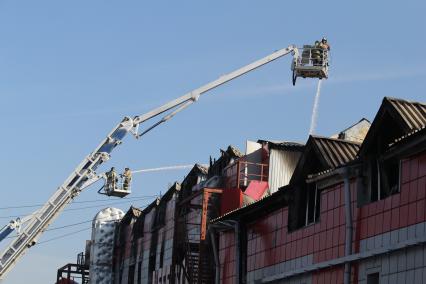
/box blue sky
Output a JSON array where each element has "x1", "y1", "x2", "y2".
[{"x1": 0, "y1": 1, "x2": 425, "y2": 283}]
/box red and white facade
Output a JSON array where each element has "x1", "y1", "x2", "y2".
[{"x1": 213, "y1": 97, "x2": 426, "y2": 284}]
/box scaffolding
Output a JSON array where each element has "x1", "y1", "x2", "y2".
[{"x1": 56, "y1": 252, "x2": 89, "y2": 284}]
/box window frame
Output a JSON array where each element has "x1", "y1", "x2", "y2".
[
  {"x1": 366, "y1": 156, "x2": 401, "y2": 205},
  {"x1": 305, "y1": 183, "x2": 320, "y2": 226}
]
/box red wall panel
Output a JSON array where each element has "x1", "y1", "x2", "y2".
[{"x1": 217, "y1": 151, "x2": 426, "y2": 283}]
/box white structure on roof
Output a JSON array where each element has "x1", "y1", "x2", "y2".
[
  {"x1": 246, "y1": 140, "x2": 303, "y2": 194},
  {"x1": 90, "y1": 207, "x2": 124, "y2": 284},
  {"x1": 331, "y1": 118, "x2": 371, "y2": 143}
]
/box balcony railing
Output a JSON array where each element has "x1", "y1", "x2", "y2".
[{"x1": 223, "y1": 159, "x2": 269, "y2": 189}]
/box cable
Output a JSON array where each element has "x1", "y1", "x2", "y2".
[
  {"x1": 64, "y1": 197, "x2": 153, "y2": 212},
  {"x1": 1, "y1": 199, "x2": 155, "y2": 244},
  {"x1": 0, "y1": 195, "x2": 157, "y2": 210},
  {"x1": 35, "y1": 227, "x2": 92, "y2": 246},
  {"x1": 0, "y1": 164, "x2": 200, "y2": 211},
  {"x1": 0, "y1": 197, "x2": 153, "y2": 219},
  {"x1": 45, "y1": 201, "x2": 150, "y2": 232},
  {"x1": 0, "y1": 204, "x2": 150, "y2": 241}
]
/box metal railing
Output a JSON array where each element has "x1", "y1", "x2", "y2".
[
  {"x1": 295, "y1": 46, "x2": 329, "y2": 68},
  {"x1": 223, "y1": 159, "x2": 269, "y2": 189}
]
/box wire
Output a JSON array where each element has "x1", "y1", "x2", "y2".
[
  {"x1": 0, "y1": 197, "x2": 153, "y2": 219},
  {"x1": 35, "y1": 227, "x2": 92, "y2": 246},
  {"x1": 0, "y1": 195, "x2": 157, "y2": 210},
  {"x1": 0, "y1": 163, "x2": 201, "y2": 211},
  {"x1": 1, "y1": 198, "x2": 155, "y2": 245},
  {"x1": 0, "y1": 204, "x2": 149, "y2": 241},
  {"x1": 45, "y1": 201, "x2": 150, "y2": 232}
]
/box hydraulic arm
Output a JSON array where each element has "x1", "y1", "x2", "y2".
[{"x1": 0, "y1": 44, "x2": 300, "y2": 279}]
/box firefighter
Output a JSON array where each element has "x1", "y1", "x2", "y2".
[
  {"x1": 313, "y1": 38, "x2": 330, "y2": 66},
  {"x1": 122, "y1": 167, "x2": 132, "y2": 191},
  {"x1": 319, "y1": 37, "x2": 331, "y2": 51},
  {"x1": 311, "y1": 41, "x2": 322, "y2": 66},
  {"x1": 318, "y1": 37, "x2": 330, "y2": 66},
  {"x1": 106, "y1": 167, "x2": 117, "y2": 192}
]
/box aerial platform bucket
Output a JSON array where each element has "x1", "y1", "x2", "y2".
[
  {"x1": 99, "y1": 179, "x2": 131, "y2": 198},
  {"x1": 292, "y1": 45, "x2": 329, "y2": 85}
]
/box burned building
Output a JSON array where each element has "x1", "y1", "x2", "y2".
[
  {"x1": 110, "y1": 146, "x2": 242, "y2": 284},
  {"x1": 211, "y1": 97, "x2": 426, "y2": 283},
  {"x1": 63, "y1": 96, "x2": 426, "y2": 284}
]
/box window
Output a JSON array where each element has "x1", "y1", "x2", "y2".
[
  {"x1": 137, "y1": 262, "x2": 142, "y2": 284},
  {"x1": 153, "y1": 203, "x2": 167, "y2": 228},
  {"x1": 366, "y1": 272, "x2": 380, "y2": 284},
  {"x1": 379, "y1": 158, "x2": 400, "y2": 198},
  {"x1": 159, "y1": 235, "x2": 165, "y2": 268},
  {"x1": 369, "y1": 157, "x2": 400, "y2": 202},
  {"x1": 128, "y1": 265, "x2": 135, "y2": 284},
  {"x1": 305, "y1": 184, "x2": 320, "y2": 225}
]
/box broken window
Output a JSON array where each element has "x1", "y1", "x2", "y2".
[
  {"x1": 134, "y1": 215, "x2": 145, "y2": 239},
  {"x1": 159, "y1": 236, "x2": 165, "y2": 268},
  {"x1": 128, "y1": 265, "x2": 135, "y2": 284},
  {"x1": 305, "y1": 184, "x2": 320, "y2": 226},
  {"x1": 152, "y1": 203, "x2": 167, "y2": 229},
  {"x1": 379, "y1": 157, "x2": 400, "y2": 198},
  {"x1": 367, "y1": 157, "x2": 400, "y2": 203},
  {"x1": 137, "y1": 262, "x2": 142, "y2": 284},
  {"x1": 366, "y1": 272, "x2": 380, "y2": 284}
]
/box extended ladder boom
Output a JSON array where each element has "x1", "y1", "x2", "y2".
[
  {"x1": 0, "y1": 224, "x2": 16, "y2": 243},
  {"x1": 0, "y1": 45, "x2": 297, "y2": 279}
]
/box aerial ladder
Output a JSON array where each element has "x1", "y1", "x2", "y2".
[{"x1": 0, "y1": 42, "x2": 329, "y2": 280}]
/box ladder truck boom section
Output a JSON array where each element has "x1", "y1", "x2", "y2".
[
  {"x1": 0, "y1": 44, "x2": 325, "y2": 279},
  {"x1": 0, "y1": 223, "x2": 18, "y2": 243}
]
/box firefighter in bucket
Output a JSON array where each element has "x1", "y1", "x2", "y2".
[
  {"x1": 121, "y1": 167, "x2": 132, "y2": 192},
  {"x1": 106, "y1": 167, "x2": 118, "y2": 194}
]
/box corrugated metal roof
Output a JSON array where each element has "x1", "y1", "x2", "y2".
[
  {"x1": 389, "y1": 126, "x2": 426, "y2": 148},
  {"x1": 307, "y1": 168, "x2": 335, "y2": 180},
  {"x1": 387, "y1": 97, "x2": 426, "y2": 130},
  {"x1": 121, "y1": 206, "x2": 143, "y2": 223},
  {"x1": 311, "y1": 136, "x2": 360, "y2": 169},
  {"x1": 358, "y1": 97, "x2": 426, "y2": 156},
  {"x1": 226, "y1": 145, "x2": 244, "y2": 157},
  {"x1": 257, "y1": 139, "x2": 305, "y2": 150},
  {"x1": 212, "y1": 137, "x2": 360, "y2": 223},
  {"x1": 194, "y1": 163, "x2": 208, "y2": 175}
]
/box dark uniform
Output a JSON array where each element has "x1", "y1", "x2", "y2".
[
  {"x1": 313, "y1": 38, "x2": 330, "y2": 66},
  {"x1": 122, "y1": 168, "x2": 132, "y2": 191},
  {"x1": 106, "y1": 167, "x2": 117, "y2": 192},
  {"x1": 311, "y1": 41, "x2": 322, "y2": 66}
]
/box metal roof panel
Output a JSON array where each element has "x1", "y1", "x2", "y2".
[
  {"x1": 387, "y1": 97, "x2": 426, "y2": 130},
  {"x1": 311, "y1": 136, "x2": 360, "y2": 169}
]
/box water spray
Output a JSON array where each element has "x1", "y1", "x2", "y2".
[{"x1": 309, "y1": 79, "x2": 323, "y2": 135}]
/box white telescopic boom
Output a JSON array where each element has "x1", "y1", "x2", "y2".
[{"x1": 0, "y1": 45, "x2": 297, "y2": 280}]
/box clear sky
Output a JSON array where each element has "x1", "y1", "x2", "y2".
[{"x1": 0, "y1": 1, "x2": 425, "y2": 283}]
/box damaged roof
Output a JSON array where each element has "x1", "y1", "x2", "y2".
[
  {"x1": 183, "y1": 164, "x2": 208, "y2": 182},
  {"x1": 213, "y1": 97, "x2": 426, "y2": 224},
  {"x1": 194, "y1": 163, "x2": 209, "y2": 175},
  {"x1": 213, "y1": 136, "x2": 360, "y2": 222},
  {"x1": 359, "y1": 97, "x2": 426, "y2": 155},
  {"x1": 121, "y1": 206, "x2": 143, "y2": 224},
  {"x1": 310, "y1": 136, "x2": 360, "y2": 169},
  {"x1": 257, "y1": 139, "x2": 305, "y2": 150},
  {"x1": 222, "y1": 145, "x2": 244, "y2": 158},
  {"x1": 386, "y1": 97, "x2": 426, "y2": 130},
  {"x1": 390, "y1": 126, "x2": 426, "y2": 148},
  {"x1": 211, "y1": 187, "x2": 289, "y2": 224}
]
